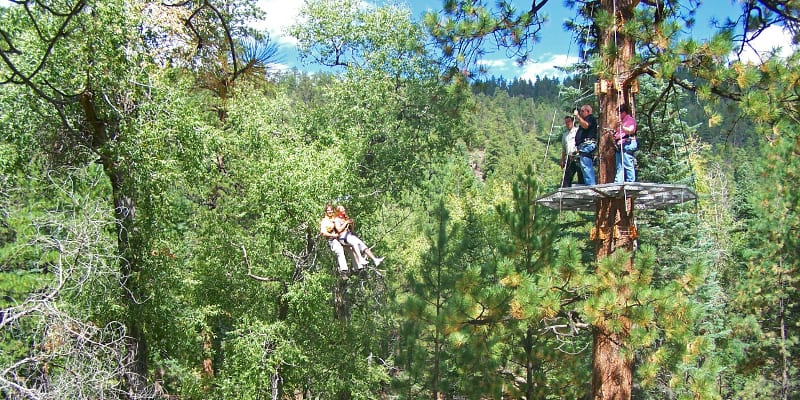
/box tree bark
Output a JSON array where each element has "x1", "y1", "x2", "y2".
[
  {"x1": 591, "y1": 323, "x2": 632, "y2": 400},
  {"x1": 591, "y1": 1, "x2": 639, "y2": 399}
]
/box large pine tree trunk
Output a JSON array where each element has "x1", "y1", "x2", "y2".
[{"x1": 592, "y1": 1, "x2": 639, "y2": 399}]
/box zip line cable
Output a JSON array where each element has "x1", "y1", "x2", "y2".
[
  {"x1": 671, "y1": 89, "x2": 700, "y2": 215},
  {"x1": 547, "y1": 1, "x2": 599, "y2": 219},
  {"x1": 533, "y1": 4, "x2": 597, "y2": 220}
]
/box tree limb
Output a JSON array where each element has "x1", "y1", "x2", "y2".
[{"x1": 242, "y1": 245, "x2": 286, "y2": 287}]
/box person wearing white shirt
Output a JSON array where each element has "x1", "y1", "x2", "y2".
[{"x1": 560, "y1": 115, "x2": 583, "y2": 187}]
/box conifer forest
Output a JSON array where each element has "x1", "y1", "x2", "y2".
[{"x1": 0, "y1": 0, "x2": 798, "y2": 399}]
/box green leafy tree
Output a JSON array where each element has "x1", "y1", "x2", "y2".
[
  {"x1": 0, "y1": 0, "x2": 251, "y2": 395},
  {"x1": 292, "y1": 0, "x2": 474, "y2": 196},
  {"x1": 193, "y1": 1, "x2": 477, "y2": 398}
]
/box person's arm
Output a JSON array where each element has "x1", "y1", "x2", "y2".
[
  {"x1": 320, "y1": 220, "x2": 337, "y2": 239},
  {"x1": 574, "y1": 109, "x2": 589, "y2": 129},
  {"x1": 333, "y1": 218, "x2": 350, "y2": 234},
  {"x1": 621, "y1": 117, "x2": 636, "y2": 136}
]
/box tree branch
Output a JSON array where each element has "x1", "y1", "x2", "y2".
[
  {"x1": 0, "y1": 0, "x2": 86, "y2": 105},
  {"x1": 242, "y1": 245, "x2": 286, "y2": 287}
]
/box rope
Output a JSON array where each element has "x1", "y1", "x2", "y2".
[
  {"x1": 611, "y1": 0, "x2": 632, "y2": 213},
  {"x1": 671, "y1": 90, "x2": 700, "y2": 215}
]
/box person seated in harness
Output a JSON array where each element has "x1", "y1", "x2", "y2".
[
  {"x1": 320, "y1": 204, "x2": 359, "y2": 274},
  {"x1": 333, "y1": 205, "x2": 384, "y2": 269},
  {"x1": 573, "y1": 104, "x2": 598, "y2": 185}
]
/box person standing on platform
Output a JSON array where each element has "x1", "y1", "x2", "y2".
[
  {"x1": 560, "y1": 115, "x2": 583, "y2": 187},
  {"x1": 614, "y1": 103, "x2": 638, "y2": 183},
  {"x1": 574, "y1": 104, "x2": 597, "y2": 185}
]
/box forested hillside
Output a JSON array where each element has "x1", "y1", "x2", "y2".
[{"x1": 1, "y1": 0, "x2": 797, "y2": 399}]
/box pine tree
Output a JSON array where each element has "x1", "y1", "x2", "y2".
[
  {"x1": 729, "y1": 129, "x2": 799, "y2": 400},
  {"x1": 493, "y1": 165, "x2": 590, "y2": 398},
  {"x1": 397, "y1": 198, "x2": 462, "y2": 399}
]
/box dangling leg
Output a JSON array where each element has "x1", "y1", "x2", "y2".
[
  {"x1": 364, "y1": 247, "x2": 384, "y2": 267},
  {"x1": 346, "y1": 234, "x2": 381, "y2": 268},
  {"x1": 343, "y1": 235, "x2": 369, "y2": 269},
  {"x1": 328, "y1": 239, "x2": 348, "y2": 275},
  {"x1": 344, "y1": 244, "x2": 365, "y2": 271}
]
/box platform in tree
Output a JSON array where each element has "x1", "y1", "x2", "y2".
[{"x1": 535, "y1": 183, "x2": 697, "y2": 212}]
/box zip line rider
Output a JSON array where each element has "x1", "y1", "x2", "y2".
[
  {"x1": 334, "y1": 205, "x2": 384, "y2": 269},
  {"x1": 320, "y1": 204, "x2": 358, "y2": 274}
]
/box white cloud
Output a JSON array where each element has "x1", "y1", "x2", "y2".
[
  {"x1": 517, "y1": 54, "x2": 580, "y2": 82},
  {"x1": 737, "y1": 25, "x2": 795, "y2": 64},
  {"x1": 255, "y1": 0, "x2": 305, "y2": 46},
  {"x1": 477, "y1": 59, "x2": 511, "y2": 69},
  {"x1": 475, "y1": 54, "x2": 580, "y2": 81},
  {"x1": 254, "y1": 0, "x2": 377, "y2": 47}
]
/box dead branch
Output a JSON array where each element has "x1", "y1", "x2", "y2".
[{"x1": 242, "y1": 245, "x2": 286, "y2": 286}]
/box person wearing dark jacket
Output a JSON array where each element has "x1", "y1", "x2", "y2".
[{"x1": 573, "y1": 104, "x2": 597, "y2": 185}]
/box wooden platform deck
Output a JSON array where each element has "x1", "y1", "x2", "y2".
[{"x1": 535, "y1": 182, "x2": 697, "y2": 212}]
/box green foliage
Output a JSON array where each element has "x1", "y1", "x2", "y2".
[
  {"x1": 292, "y1": 0, "x2": 474, "y2": 196},
  {"x1": 493, "y1": 166, "x2": 591, "y2": 399},
  {"x1": 422, "y1": 0, "x2": 547, "y2": 78},
  {"x1": 395, "y1": 193, "x2": 465, "y2": 399},
  {"x1": 468, "y1": 92, "x2": 561, "y2": 184},
  {"x1": 724, "y1": 128, "x2": 799, "y2": 399},
  {"x1": 2, "y1": 0, "x2": 799, "y2": 399}
]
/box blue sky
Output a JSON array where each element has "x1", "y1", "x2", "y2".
[
  {"x1": 255, "y1": 0, "x2": 793, "y2": 81},
  {"x1": 0, "y1": 0, "x2": 790, "y2": 80},
  {"x1": 255, "y1": 0, "x2": 596, "y2": 79}
]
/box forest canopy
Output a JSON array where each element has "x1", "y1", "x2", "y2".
[{"x1": 0, "y1": 0, "x2": 797, "y2": 399}]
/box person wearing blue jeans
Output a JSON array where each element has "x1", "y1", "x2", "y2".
[
  {"x1": 573, "y1": 104, "x2": 597, "y2": 185},
  {"x1": 614, "y1": 103, "x2": 638, "y2": 183}
]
